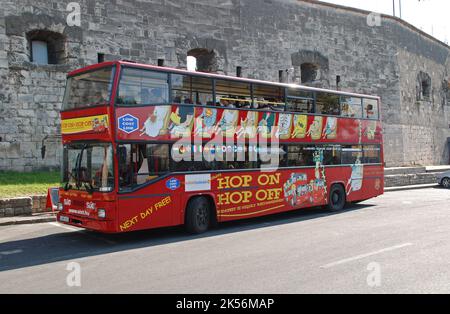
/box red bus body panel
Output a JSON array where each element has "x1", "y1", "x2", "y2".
[{"x1": 57, "y1": 62, "x2": 384, "y2": 233}]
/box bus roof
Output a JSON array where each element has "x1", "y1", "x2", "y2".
[{"x1": 68, "y1": 60, "x2": 380, "y2": 100}]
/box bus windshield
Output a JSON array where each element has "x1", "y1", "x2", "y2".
[
  {"x1": 62, "y1": 142, "x2": 114, "y2": 192},
  {"x1": 62, "y1": 66, "x2": 115, "y2": 111}
]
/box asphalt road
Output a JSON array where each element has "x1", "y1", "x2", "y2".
[{"x1": 0, "y1": 187, "x2": 449, "y2": 293}]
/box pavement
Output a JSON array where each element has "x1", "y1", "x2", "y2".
[
  {"x1": 0, "y1": 186, "x2": 450, "y2": 293},
  {"x1": 383, "y1": 183, "x2": 439, "y2": 192},
  {"x1": 0, "y1": 212, "x2": 56, "y2": 226},
  {"x1": 425, "y1": 165, "x2": 450, "y2": 172}
]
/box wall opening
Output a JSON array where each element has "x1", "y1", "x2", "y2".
[
  {"x1": 443, "y1": 80, "x2": 450, "y2": 106},
  {"x1": 27, "y1": 30, "x2": 66, "y2": 65},
  {"x1": 417, "y1": 71, "x2": 431, "y2": 101},
  {"x1": 291, "y1": 50, "x2": 329, "y2": 87},
  {"x1": 31, "y1": 41, "x2": 48, "y2": 64},
  {"x1": 300, "y1": 63, "x2": 319, "y2": 83},
  {"x1": 187, "y1": 48, "x2": 218, "y2": 73},
  {"x1": 236, "y1": 66, "x2": 242, "y2": 77},
  {"x1": 186, "y1": 55, "x2": 197, "y2": 71},
  {"x1": 157, "y1": 59, "x2": 165, "y2": 67},
  {"x1": 97, "y1": 53, "x2": 105, "y2": 63},
  {"x1": 278, "y1": 70, "x2": 284, "y2": 83}
]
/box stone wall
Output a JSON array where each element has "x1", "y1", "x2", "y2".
[
  {"x1": 0, "y1": 0, "x2": 449, "y2": 170},
  {"x1": 0, "y1": 195, "x2": 48, "y2": 217}
]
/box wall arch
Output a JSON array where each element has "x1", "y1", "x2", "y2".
[{"x1": 291, "y1": 50, "x2": 329, "y2": 87}]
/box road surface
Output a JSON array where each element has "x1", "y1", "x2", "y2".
[{"x1": 0, "y1": 187, "x2": 449, "y2": 293}]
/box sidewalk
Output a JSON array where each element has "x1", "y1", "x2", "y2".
[
  {"x1": 0, "y1": 212, "x2": 56, "y2": 227},
  {"x1": 384, "y1": 183, "x2": 439, "y2": 192}
]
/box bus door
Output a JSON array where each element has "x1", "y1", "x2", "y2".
[{"x1": 116, "y1": 143, "x2": 181, "y2": 232}]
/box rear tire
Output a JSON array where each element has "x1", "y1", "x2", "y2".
[
  {"x1": 327, "y1": 184, "x2": 346, "y2": 212},
  {"x1": 442, "y1": 177, "x2": 450, "y2": 189},
  {"x1": 185, "y1": 197, "x2": 211, "y2": 234}
]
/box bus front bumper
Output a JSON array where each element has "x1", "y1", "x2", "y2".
[{"x1": 56, "y1": 213, "x2": 117, "y2": 233}]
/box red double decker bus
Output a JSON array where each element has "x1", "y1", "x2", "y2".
[{"x1": 57, "y1": 61, "x2": 384, "y2": 234}]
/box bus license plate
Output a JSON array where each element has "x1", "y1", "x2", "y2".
[{"x1": 59, "y1": 215, "x2": 69, "y2": 223}]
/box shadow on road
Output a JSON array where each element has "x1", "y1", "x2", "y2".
[{"x1": 0, "y1": 203, "x2": 374, "y2": 272}]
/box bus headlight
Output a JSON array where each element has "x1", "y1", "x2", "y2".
[
  {"x1": 98, "y1": 209, "x2": 106, "y2": 219},
  {"x1": 57, "y1": 203, "x2": 63, "y2": 211}
]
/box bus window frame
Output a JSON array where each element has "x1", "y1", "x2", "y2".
[
  {"x1": 340, "y1": 96, "x2": 363, "y2": 119},
  {"x1": 113, "y1": 65, "x2": 380, "y2": 122},
  {"x1": 116, "y1": 67, "x2": 170, "y2": 106},
  {"x1": 115, "y1": 139, "x2": 383, "y2": 194},
  {"x1": 362, "y1": 98, "x2": 380, "y2": 120},
  {"x1": 171, "y1": 73, "x2": 215, "y2": 106},
  {"x1": 61, "y1": 65, "x2": 117, "y2": 113},
  {"x1": 252, "y1": 83, "x2": 287, "y2": 110}
]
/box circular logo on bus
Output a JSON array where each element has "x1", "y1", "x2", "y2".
[{"x1": 166, "y1": 177, "x2": 180, "y2": 191}]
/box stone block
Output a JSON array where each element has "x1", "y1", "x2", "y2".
[
  {"x1": 14, "y1": 207, "x2": 24, "y2": 215},
  {"x1": 4, "y1": 208, "x2": 14, "y2": 217}
]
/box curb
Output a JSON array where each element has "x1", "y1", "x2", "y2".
[
  {"x1": 384, "y1": 183, "x2": 439, "y2": 192},
  {"x1": 0, "y1": 215, "x2": 56, "y2": 227}
]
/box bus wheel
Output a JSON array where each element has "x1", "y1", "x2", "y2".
[
  {"x1": 185, "y1": 197, "x2": 211, "y2": 234},
  {"x1": 327, "y1": 184, "x2": 346, "y2": 212}
]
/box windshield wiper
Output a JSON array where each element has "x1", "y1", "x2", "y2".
[
  {"x1": 64, "y1": 182, "x2": 72, "y2": 191},
  {"x1": 83, "y1": 182, "x2": 95, "y2": 194}
]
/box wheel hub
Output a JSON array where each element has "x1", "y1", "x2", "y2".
[
  {"x1": 332, "y1": 192, "x2": 340, "y2": 204},
  {"x1": 197, "y1": 207, "x2": 208, "y2": 226}
]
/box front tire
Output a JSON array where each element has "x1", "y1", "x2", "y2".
[
  {"x1": 185, "y1": 197, "x2": 211, "y2": 234},
  {"x1": 442, "y1": 177, "x2": 450, "y2": 189},
  {"x1": 327, "y1": 184, "x2": 346, "y2": 212}
]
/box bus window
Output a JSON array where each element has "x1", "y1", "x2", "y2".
[
  {"x1": 362, "y1": 145, "x2": 381, "y2": 164},
  {"x1": 323, "y1": 145, "x2": 341, "y2": 165},
  {"x1": 257, "y1": 145, "x2": 286, "y2": 169},
  {"x1": 190, "y1": 144, "x2": 217, "y2": 171},
  {"x1": 62, "y1": 143, "x2": 114, "y2": 192},
  {"x1": 63, "y1": 66, "x2": 115, "y2": 110},
  {"x1": 253, "y1": 84, "x2": 285, "y2": 111},
  {"x1": 118, "y1": 143, "x2": 169, "y2": 190},
  {"x1": 316, "y1": 92, "x2": 340, "y2": 116},
  {"x1": 117, "y1": 68, "x2": 169, "y2": 105},
  {"x1": 286, "y1": 89, "x2": 314, "y2": 113},
  {"x1": 171, "y1": 74, "x2": 213, "y2": 105},
  {"x1": 146, "y1": 144, "x2": 170, "y2": 178},
  {"x1": 279, "y1": 145, "x2": 288, "y2": 167},
  {"x1": 215, "y1": 80, "x2": 251, "y2": 108},
  {"x1": 363, "y1": 99, "x2": 379, "y2": 120},
  {"x1": 341, "y1": 97, "x2": 362, "y2": 119},
  {"x1": 118, "y1": 144, "x2": 142, "y2": 188},
  {"x1": 170, "y1": 143, "x2": 194, "y2": 172},
  {"x1": 287, "y1": 98, "x2": 314, "y2": 113},
  {"x1": 341, "y1": 145, "x2": 363, "y2": 165},
  {"x1": 287, "y1": 145, "x2": 315, "y2": 167}
]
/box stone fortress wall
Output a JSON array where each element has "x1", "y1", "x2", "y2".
[{"x1": 0, "y1": 0, "x2": 449, "y2": 171}]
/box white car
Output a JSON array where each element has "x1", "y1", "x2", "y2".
[{"x1": 437, "y1": 171, "x2": 450, "y2": 188}]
